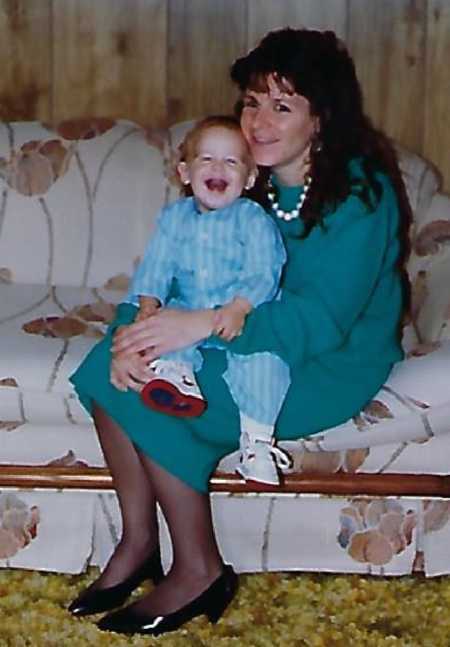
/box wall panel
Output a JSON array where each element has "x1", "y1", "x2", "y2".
[
  {"x1": 348, "y1": 0, "x2": 426, "y2": 153},
  {"x1": 424, "y1": 0, "x2": 450, "y2": 191},
  {"x1": 0, "y1": 0, "x2": 52, "y2": 121},
  {"x1": 168, "y1": 0, "x2": 247, "y2": 122},
  {"x1": 52, "y1": 0, "x2": 167, "y2": 126},
  {"x1": 0, "y1": 0, "x2": 448, "y2": 188},
  {"x1": 247, "y1": 0, "x2": 348, "y2": 49}
]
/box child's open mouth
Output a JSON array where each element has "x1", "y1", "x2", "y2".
[{"x1": 205, "y1": 178, "x2": 228, "y2": 192}]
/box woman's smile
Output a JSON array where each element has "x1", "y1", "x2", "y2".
[{"x1": 240, "y1": 74, "x2": 318, "y2": 185}]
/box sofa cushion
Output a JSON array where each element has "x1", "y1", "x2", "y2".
[
  {"x1": 1, "y1": 279, "x2": 449, "y2": 477},
  {"x1": 0, "y1": 282, "x2": 124, "y2": 393},
  {"x1": 0, "y1": 282, "x2": 120, "y2": 467},
  {"x1": 218, "y1": 341, "x2": 450, "y2": 478}
]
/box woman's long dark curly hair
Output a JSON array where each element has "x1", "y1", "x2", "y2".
[{"x1": 231, "y1": 27, "x2": 411, "y2": 313}]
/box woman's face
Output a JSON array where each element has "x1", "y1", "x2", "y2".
[{"x1": 240, "y1": 74, "x2": 319, "y2": 185}]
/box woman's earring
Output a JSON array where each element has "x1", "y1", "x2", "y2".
[
  {"x1": 183, "y1": 179, "x2": 190, "y2": 186},
  {"x1": 311, "y1": 135, "x2": 323, "y2": 154},
  {"x1": 245, "y1": 172, "x2": 257, "y2": 191}
]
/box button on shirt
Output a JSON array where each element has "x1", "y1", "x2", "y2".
[{"x1": 127, "y1": 197, "x2": 287, "y2": 311}]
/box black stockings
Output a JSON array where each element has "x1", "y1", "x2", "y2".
[
  {"x1": 91, "y1": 402, "x2": 223, "y2": 614},
  {"x1": 92, "y1": 403, "x2": 159, "y2": 588}
]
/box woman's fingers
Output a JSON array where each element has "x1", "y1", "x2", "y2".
[
  {"x1": 110, "y1": 373, "x2": 127, "y2": 391},
  {"x1": 127, "y1": 359, "x2": 155, "y2": 390},
  {"x1": 110, "y1": 368, "x2": 132, "y2": 391},
  {"x1": 126, "y1": 376, "x2": 146, "y2": 393},
  {"x1": 126, "y1": 364, "x2": 153, "y2": 387},
  {"x1": 113, "y1": 319, "x2": 159, "y2": 355},
  {"x1": 112, "y1": 308, "x2": 215, "y2": 357},
  {"x1": 110, "y1": 353, "x2": 153, "y2": 391},
  {"x1": 143, "y1": 346, "x2": 164, "y2": 363},
  {"x1": 112, "y1": 316, "x2": 164, "y2": 355}
]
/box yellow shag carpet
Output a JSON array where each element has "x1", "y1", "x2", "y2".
[{"x1": 1, "y1": 568, "x2": 450, "y2": 646}]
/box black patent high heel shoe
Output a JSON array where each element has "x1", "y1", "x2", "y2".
[
  {"x1": 97, "y1": 564, "x2": 238, "y2": 636},
  {"x1": 68, "y1": 546, "x2": 164, "y2": 617}
]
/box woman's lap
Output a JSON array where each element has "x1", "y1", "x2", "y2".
[
  {"x1": 71, "y1": 334, "x2": 390, "y2": 491},
  {"x1": 70, "y1": 338, "x2": 242, "y2": 492},
  {"x1": 276, "y1": 358, "x2": 391, "y2": 440}
]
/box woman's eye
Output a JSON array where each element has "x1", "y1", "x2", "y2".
[
  {"x1": 200, "y1": 155, "x2": 212, "y2": 162},
  {"x1": 275, "y1": 103, "x2": 291, "y2": 113},
  {"x1": 226, "y1": 158, "x2": 238, "y2": 165},
  {"x1": 242, "y1": 96, "x2": 258, "y2": 108}
]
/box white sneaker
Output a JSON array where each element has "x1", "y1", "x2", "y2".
[
  {"x1": 140, "y1": 360, "x2": 206, "y2": 417},
  {"x1": 236, "y1": 431, "x2": 293, "y2": 485}
]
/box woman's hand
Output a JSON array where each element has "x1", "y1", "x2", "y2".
[
  {"x1": 112, "y1": 308, "x2": 216, "y2": 361},
  {"x1": 110, "y1": 351, "x2": 153, "y2": 392}
]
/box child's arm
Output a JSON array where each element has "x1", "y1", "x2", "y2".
[
  {"x1": 127, "y1": 205, "x2": 178, "y2": 310},
  {"x1": 213, "y1": 296, "x2": 252, "y2": 341},
  {"x1": 214, "y1": 203, "x2": 286, "y2": 342},
  {"x1": 135, "y1": 296, "x2": 161, "y2": 322},
  {"x1": 227, "y1": 202, "x2": 287, "y2": 308}
]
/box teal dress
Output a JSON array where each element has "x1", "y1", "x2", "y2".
[{"x1": 70, "y1": 165, "x2": 404, "y2": 492}]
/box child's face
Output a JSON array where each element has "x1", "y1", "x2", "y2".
[{"x1": 178, "y1": 126, "x2": 257, "y2": 213}]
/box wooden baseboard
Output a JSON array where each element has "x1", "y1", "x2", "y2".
[{"x1": 1, "y1": 465, "x2": 449, "y2": 497}]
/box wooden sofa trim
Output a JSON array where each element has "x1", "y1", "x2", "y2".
[{"x1": 1, "y1": 466, "x2": 450, "y2": 497}]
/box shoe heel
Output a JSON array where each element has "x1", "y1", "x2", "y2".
[
  {"x1": 206, "y1": 600, "x2": 228, "y2": 624},
  {"x1": 205, "y1": 571, "x2": 238, "y2": 624}
]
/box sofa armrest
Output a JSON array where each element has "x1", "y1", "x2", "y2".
[
  {"x1": 409, "y1": 192, "x2": 450, "y2": 342},
  {"x1": 396, "y1": 145, "x2": 440, "y2": 230}
]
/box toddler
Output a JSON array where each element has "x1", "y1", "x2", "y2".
[{"x1": 126, "y1": 116, "x2": 292, "y2": 485}]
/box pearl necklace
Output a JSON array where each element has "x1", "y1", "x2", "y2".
[{"x1": 267, "y1": 175, "x2": 312, "y2": 221}]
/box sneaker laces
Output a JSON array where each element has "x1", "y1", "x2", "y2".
[
  {"x1": 267, "y1": 443, "x2": 293, "y2": 471},
  {"x1": 240, "y1": 434, "x2": 292, "y2": 472}
]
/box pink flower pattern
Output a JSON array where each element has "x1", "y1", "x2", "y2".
[
  {"x1": 338, "y1": 499, "x2": 417, "y2": 566},
  {"x1": 0, "y1": 493, "x2": 40, "y2": 559}
]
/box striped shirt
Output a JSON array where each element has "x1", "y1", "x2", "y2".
[{"x1": 127, "y1": 196, "x2": 287, "y2": 310}]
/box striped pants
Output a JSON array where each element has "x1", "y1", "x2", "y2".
[{"x1": 163, "y1": 346, "x2": 290, "y2": 426}]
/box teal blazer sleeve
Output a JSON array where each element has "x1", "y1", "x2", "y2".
[{"x1": 216, "y1": 179, "x2": 403, "y2": 369}]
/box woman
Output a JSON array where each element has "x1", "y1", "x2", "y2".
[{"x1": 69, "y1": 28, "x2": 411, "y2": 636}]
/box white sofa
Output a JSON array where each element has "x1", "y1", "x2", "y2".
[{"x1": 0, "y1": 118, "x2": 450, "y2": 577}]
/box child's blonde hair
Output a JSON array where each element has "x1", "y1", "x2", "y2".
[{"x1": 179, "y1": 115, "x2": 252, "y2": 163}]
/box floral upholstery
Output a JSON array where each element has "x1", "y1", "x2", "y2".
[{"x1": 0, "y1": 119, "x2": 450, "y2": 576}]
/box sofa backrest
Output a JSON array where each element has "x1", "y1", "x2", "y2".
[
  {"x1": 0, "y1": 119, "x2": 167, "y2": 288},
  {"x1": 1, "y1": 118, "x2": 449, "y2": 343}
]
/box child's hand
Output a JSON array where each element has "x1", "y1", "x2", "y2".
[
  {"x1": 135, "y1": 306, "x2": 159, "y2": 323},
  {"x1": 136, "y1": 296, "x2": 160, "y2": 322},
  {"x1": 213, "y1": 297, "x2": 252, "y2": 341}
]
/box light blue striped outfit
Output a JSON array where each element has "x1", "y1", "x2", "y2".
[{"x1": 127, "y1": 196, "x2": 290, "y2": 425}]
